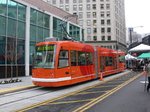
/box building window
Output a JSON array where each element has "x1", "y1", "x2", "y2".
[
  {"x1": 87, "y1": 0, "x2": 90, "y2": 2},
  {"x1": 87, "y1": 20, "x2": 91, "y2": 26},
  {"x1": 73, "y1": 13, "x2": 77, "y2": 16},
  {"x1": 79, "y1": 5, "x2": 83, "y2": 10},
  {"x1": 87, "y1": 12, "x2": 91, "y2": 18},
  {"x1": 87, "y1": 28, "x2": 91, "y2": 34},
  {"x1": 47, "y1": 0, "x2": 51, "y2": 3},
  {"x1": 107, "y1": 28, "x2": 111, "y2": 33},
  {"x1": 101, "y1": 28, "x2": 105, "y2": 33},
  {"x1": 79, "y1": 0, "x2": 82, "y2": 3},
  {"x1": 93, "y1": 4, "x2": 96, "y2": 9},
  {"x1": 0, "y1": 16, "x2": 6, "y2": 35},
  {"x1": 66, "y1": 0, "x2": 69, "y2": 3},
  {"x1": 107, "y1": 19, "x2": 111, "y2": 25},
  {"x1": 69, "y1": 24, "x2": 80, "y2": 40},
  {"x1": 65, "y1": 5, "x2": 69, "y2": 11},
  {"x1": 93, "y1": 20, "x2": 97, "y2": 25},
  {"x1": 79, "y1": 12, "x2": 83, "y2": 18},
  {"x1": 52, "y1": 0, "x2": 56, "y2": 4},
  {"x1": 60, "y1": 0, "x2": 63, "y2": 4},
  {"x1": 87, "y1": 36, "x2": 91, "y2": 41},
  {"x1": 102, "y1": 36, "x2": 105, "y2": 40},
  {"x1": 87, "y1": 4, "x2": 90, "y2": 10},
  {"x1": 106, "y1": 4, "x2": 110, "y2": 9},
  {"x1": 73, "y1": 5, "x2": 77, "y2": 11},
  {"x1": 93, "y1": 12, "x2": 96, "y2": 17},
  {"x1": 101, "y1": 20, "x2": 105, "y2": 25},
  {"x1": 30, "y1": 8, "x2": 50, "y2": 42},
  {"x1": 5, "y1": 1, "x2": 27, "y2": 42},
  {"x1": 100, "y1": 4, "x2": 104, "y2": 9},
  {"x1": 101, "y1": 12, "x2": 104, "y2": 17},
  {"x1": 100, "y1": 0, "x2": 104, "y2": 2},
  {"x1": 93, "y1": 28, "x2": 97, "y2": 33},
  {"x1": 53, "y1": 17, "x2": 67, "y2": 40},
  {"x1": 93, "y1": 36, "x2": 97, "y2": 41},
  {"x1": 108, "y1": 36, "x2": 111, "y2": 40},
  {"x1": 73, "y1": 0, "x2": 77, "y2": 3},
  {"x1": 107, "y1": 11, "x2": 110, "y2": 17},
  {"x1": 60, "y1": 6, "x2": 63, "y2": 10},
  {"x1": 79, "y1": 20, "x2": 83, "y2": 26}
]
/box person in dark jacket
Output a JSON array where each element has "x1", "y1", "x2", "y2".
[{"x1": 144, "y1": 61, "x2": 150, "y2": 92}]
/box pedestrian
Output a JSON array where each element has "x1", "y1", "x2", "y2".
[{"x1": 143, "y1": 61, "x2": 150, "y2": 92}]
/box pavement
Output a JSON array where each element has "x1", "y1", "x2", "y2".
[
  {"x1": 0, "y1": 70, "x2": 149, "y2": 112},
  {"x1": 0, "y1": 69, "x2": 132, "y2": 94},
  {"x1": 0, "y1": 76, "x2": 34, "y2": 93}
]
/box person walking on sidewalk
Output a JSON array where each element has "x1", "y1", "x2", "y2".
[{"x1": 144, "y1": 61, "x2": 150, "y2": 92}]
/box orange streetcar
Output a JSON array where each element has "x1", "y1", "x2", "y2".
[{"x1": 31, "y1": 41, "x2": 125, "y2": 87}]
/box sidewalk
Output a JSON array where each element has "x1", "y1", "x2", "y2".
[{"x1": 0, "y1": 76, "x2": 34, "y2": 93}]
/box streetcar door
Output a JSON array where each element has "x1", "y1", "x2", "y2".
[
  {"x1": 100, "y1": 56, "x2": 105, "y2": 72},
  {"x1": 70, "y1": 50, "x2": 79, "y2": 83},
  {"x1": 57, "y1": 50, "x2": 71, "y2": 85}
]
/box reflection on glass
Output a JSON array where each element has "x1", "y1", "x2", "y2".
[
  {"x1": 0, "y1": 0, "x2": 7, "y2": 16},
  {"x1": 30, "y1": 25, "x2": 36, "y2": 41},
  {"x1": 0, "y1": 16, "x2": 6, "y2": 35},
  {"x1": 37, "y1": 27, "x2": 43, "y2": 42},
  {"x1": 0, "y1": 36, "x2": 6, "y2": 64},
  {"x1": 33, "y1": 45, "x2": 56, "y2": 69},
  {"x1": 30, "y1": 8, "x2": 37, "y2": 24},
  {"x1": 44, "y1": 14, "x2": 50, "y2": 28},
  {"x1": 18, "y1": 4, "x2": 26, "y2": 21},
  {"x1": 8, "y1": 18, "x2": 17, "y2": 37},
  {"x1": 38, "y1": 11, "x2": 43, "y2": 26},
  {"x1": 8, "y1": 0, "x2": 17, "y2": 19},
  {"x1": 18, "y1": 21, "x2": 25, "y2": 39}
]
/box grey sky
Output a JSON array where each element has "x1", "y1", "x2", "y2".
[{"x1": 125, "y1": 0, "x2": 150, "y2": 34}]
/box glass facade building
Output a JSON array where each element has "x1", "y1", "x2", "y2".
[{"x1": 0, "y1": 0, "x2": 83, "y2": 78}]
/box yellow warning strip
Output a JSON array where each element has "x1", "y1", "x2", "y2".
[
  {"x1": 0, "y1": 85, "x2": 36, "y2": 94},
  {"x1": 73, "y1": 72, "x2": 142, "y2": 112},
  {"x1": 13, "y1": 71, "x2": 133, "y2": 112}
]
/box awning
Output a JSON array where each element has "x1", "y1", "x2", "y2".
[
  {"x1": 128, "y1": 44, "x2": 150, "y2": 52},
  {"x1": 125, "y1": 54, "x2": 137, "y2": 60},
  {"x1": 137, "y1": 53, "x2": 150, "y2": 59}
]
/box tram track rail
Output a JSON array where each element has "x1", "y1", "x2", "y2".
[{"x1": 0, "y1": 86, "x2": 63, "y2": 107}]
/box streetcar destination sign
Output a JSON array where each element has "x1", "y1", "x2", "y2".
[{"x1": 37, "y1": 45, "x2": 54, "y2": 51}]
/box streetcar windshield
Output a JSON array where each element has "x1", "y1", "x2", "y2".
[{"x1": 33, "y1": 44, "x2": 56, "y2": 69}]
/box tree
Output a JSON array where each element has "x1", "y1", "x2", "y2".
[{"x1": 6, "y1": 38, "x2": 22, "y2": 81}]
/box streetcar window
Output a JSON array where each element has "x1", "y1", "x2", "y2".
[
  {"x1": 106, "y1": 57, "x2": 113, "y2": 66},
  {"x1": 33, "y1": 45, "x2": 55, "y2": 69},
  {"x1": 71, "y1": 50, "x2": 77, "y2": 66},
  {"x1": 85, "y1": 52, "x2": 93, "y2": 65},
  {"x1": 119, "y1": 55, "x2": 125, "y2": 63},
  {"x1": 78, "y1": 51, "x2": 86, "y2": 65},
  {"x1": 58, "y1": 50, "x2": 69, "y2": 68}
]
